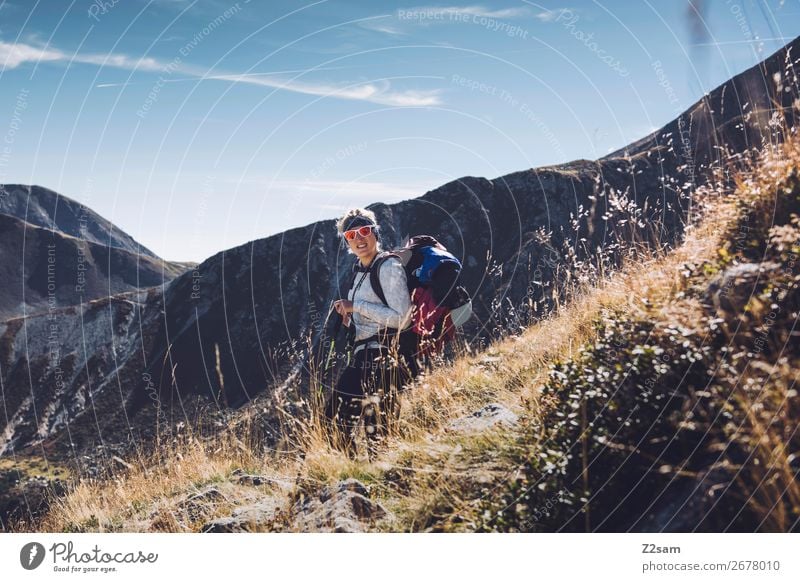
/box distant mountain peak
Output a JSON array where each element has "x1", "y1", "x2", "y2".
[{"x1": 0, "y1": 183, "x2": 158, "y2": 258}]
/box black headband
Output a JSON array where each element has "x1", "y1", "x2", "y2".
[{"x1": 342, "y1": 215, "x2": 376, "y2": 232}]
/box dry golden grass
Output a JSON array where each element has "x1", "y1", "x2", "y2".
[
  {"x1": 38, "y1": 428, "x2": 296, "y2": 532},
  {"x1": 731, "y1": 362, "x2": 800, "y2": 532}
]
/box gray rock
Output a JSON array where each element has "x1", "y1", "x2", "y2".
[
  {"x1": 230, "y1": 469, "x2": 293, "y2": 490},
  {"x1": 202, "y1": 498, "x2": 283, "y2": 533},
  {"x1": 320, "y1": 478, "x2": 369, "y2": 500},
  {"x1": 180, "y1": 487, "x2": 227, "y2": 506},
  {"x1": 234, "y1": 473, "x2": 292, "y2": 489},
  {"x1": 449, "y1": 403, "x2": 519, "y2": 433},
  {"x1": 706, "y1": 262, "x2": 780, "y2": 315},
  {"x1": 178, "y1": 487, "x2": 228, "y2": 522},
  {"x1": 201, "y1": 518, "x2": 241, "y2": 533},
  {"x1": 292, "y1": 479, "x2": 387, "y2": 533},
  {"x1": 235, "y1": 474, "x2": 266, "y2": 486}
]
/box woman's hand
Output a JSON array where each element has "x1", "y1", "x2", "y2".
[
  {"x1": 333, "y1": 299, "x2": 353, "y2": 327},
  {"x1": 333, "y1": 299, "x2": 354, "y2": 315}
]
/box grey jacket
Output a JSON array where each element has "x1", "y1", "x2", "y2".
[{"x1": 346, "y1": 255, "x2": 413, "y2": 353}]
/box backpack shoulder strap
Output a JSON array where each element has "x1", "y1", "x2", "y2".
[
  {"x1": 345, "y1": 259, "x2": 359, "y2": 297},
  {"x1": 369, "y1": 252, "x2": 400, "y2": 307}
]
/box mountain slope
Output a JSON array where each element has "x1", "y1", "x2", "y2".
[
  {"x1": 0, "y1": 184, "x2": 159, "y2": 258},
  {"x1": 608, "y1": 42, "x2": 798, "y2": 163},
  {"x1": 0, "y1": 213, "x2": 186, "y2": 321},
  {"x1": 0, "y1": 184, "x2": 193, "y2": 322}
]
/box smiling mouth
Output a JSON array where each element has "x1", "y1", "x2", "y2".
[{"x1": 356, "y1": 242, "x2": 367, "y2": 250}]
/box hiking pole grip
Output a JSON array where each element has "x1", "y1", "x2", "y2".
[{"x1": 327, "y1": 301, "x2": 342, "y2": 338}]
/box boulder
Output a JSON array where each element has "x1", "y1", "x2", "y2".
[
  {"x1": 705, "y1": 262, "x2": 780, "y2": 315},
  {"x1": 292, "y1": 479, "x2": 388, "y2": 533},
  {"x1": 448, "y1": 403, "x2": 519, "y2": 434},
  {"x1": 202, "y1": 498, "x2": 283, "y2": 533}
]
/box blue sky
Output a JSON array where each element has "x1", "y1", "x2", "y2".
[{"x1": 1, "y1": 0, "x2": 798, "y2": 262}]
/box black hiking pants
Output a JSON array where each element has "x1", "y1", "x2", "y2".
[{"x1": 325, "y1": 339, "x2": 420, "y2": 458}]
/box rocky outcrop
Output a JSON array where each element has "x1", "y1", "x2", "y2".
[
  {"x1": 202, "y1": 498, "x2": 284, "y2": 533},
  {"x1": 0, "y1": 290, "x2": 159, "y2": 456},
  {"x1": 705, "y1": 262, "x2": 782, "y2": 315},
  {"x1": 449, "y1": 403, "x2": 519, "y2": 434},
  {"x1": 291, "y1": 479, "x2": 389, "y2": 533}
]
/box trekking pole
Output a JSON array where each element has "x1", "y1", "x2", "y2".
[{"x1": 323, "y1": 301, "x2": 342, "y2": 372}]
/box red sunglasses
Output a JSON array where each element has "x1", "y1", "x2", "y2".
[{"x1": 342, "y1": 225, "x2": 377, "y2": 241}]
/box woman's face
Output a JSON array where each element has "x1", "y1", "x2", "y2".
[{"x1": 346, "y1": 226, "x2": 378, "y2": 261}]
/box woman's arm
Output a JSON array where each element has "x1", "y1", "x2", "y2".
[{"x1": 352, "y1": 257, "x2": 413, "y2": 329}]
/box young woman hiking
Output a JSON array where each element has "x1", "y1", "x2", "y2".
[{"x1": 326, "y1": 208, "x2": 420, "y2": 459}]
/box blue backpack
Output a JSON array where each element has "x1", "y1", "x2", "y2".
[{"x1": 363, "y1": 235, "x2": 471, "y2": 349}]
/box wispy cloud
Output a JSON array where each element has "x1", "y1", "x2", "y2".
[
  {"x1": 1, "y1": 40, "x2": 164, "y2": 71},
  {"x1": 0, "y1": 40, "x2": 441, "y2": 107},
  {"x1": 209, "y1": 74, "x2": 442, "y2": 106},
  {"x1": 533, "y1": 8, "x2": 567, "y2": 22},
  {"x1": 400, "y1": 5, "x2": 533, "y2": 19},
  {"x1": 358, "y1": 19, "x2": 408, "y2": 36},
  {"x1": 365, "y1": 4, "x2": 562, "y2": 34},
  {"x1": 0, "y1": 40, "x2": 61, "y2": 68},
  {"x1": 156, "y1": 34, "x2": 186, "y2": 43}
]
